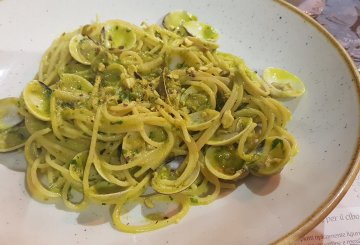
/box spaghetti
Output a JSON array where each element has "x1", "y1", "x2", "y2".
[{"x1": 0, "y1": 12, "x2": 303, "y2": 232}]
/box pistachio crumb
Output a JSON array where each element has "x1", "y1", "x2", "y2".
[
  {"x1": 98, "y1": 63, "x2": 106, "y2": 72},
  {"x1": 123, "y1": 78, "x2": 136, "y2": 89},
  {"x1": 221, "y1": 110, "x2": 234, "y2": 129},
  {"x1": 183, "y1": 37, "x2": 193, "y2": 46}
]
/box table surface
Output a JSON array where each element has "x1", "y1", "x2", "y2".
[
  {"x1": 289, "y1": 0, "x2": 360, "y2": 70},
  {"x1": 287, "y1": 1, "x2": 360, "y2": 244}
]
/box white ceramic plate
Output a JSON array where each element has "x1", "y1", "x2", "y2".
[{"x1": 0, "y1": 0, "x2": 359, "y2": 244}]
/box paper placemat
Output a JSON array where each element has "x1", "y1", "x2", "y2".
[{"x1": 297, "y1": 173, "x2": 360, "y2": 244}]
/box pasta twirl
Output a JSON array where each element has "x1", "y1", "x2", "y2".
[{"x1": 0, "y1": 12, "x2": 303, "y2": 233}]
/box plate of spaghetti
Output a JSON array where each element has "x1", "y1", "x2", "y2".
[{"x1": 0, "y1": 0, "x2": 359, "y2": 244}]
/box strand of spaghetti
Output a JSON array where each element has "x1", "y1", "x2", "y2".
[
  {"x1": 151, "y1": 139, "x2": 199, "y2": 192},
  {"x1": 196, "y1": 83, "x2": 239, "y2": 150},
  {"x1": 177, "y1": 110, "x2": 191, "y2": 123},
  {"x1": 108, "y1": 102, "x2": 136, "y2": 113},
  {"x1": 242, "y1": 96, "x2": 275, "y2": 139},
  {"x1": 74, "y1": 120, "x2": 124, "y2": 141},
  {"x1": 82, "y1": 107, "x2": 102, "y2": 194},
  {"x1": 157, "y1": 107, "x2": 176, "y2": 124},
  {"x1": 171, "y1": 147, "x2": 188, "y2": 156},
  {"x1": 256, "y1": 97, "x2": 276, "y2": 138},
  {"x1": 150, "y1": 24, "x2": 180, "y2": 39},
  {"x1": 101, "y1": 138, "x2": 172, "y2": 171},
  {"x1": 192, "y1": 161, "x2": 221, "y2": 205},
  {"x1": 134, "y1": 105, "x2": 157, "y2": 114},
  {"x1": 215, "y1": 75, "x2": 231, "y2": 85},
  {"x1": 234, "y1": 108, "x2": 268, "y2": 141},
  {"x1": 45, "y1": 152, "x2": 73, "y2": 181},
  {"x1": 158, "y1": 40, "x2": 169, "y2": 56},
  {"x1": 231, "y1": 83, "x2": 244, "y2": 112},
  {"x1": 47, "y1": 168, "x2": 64, "y2": 189},
  {"x1": 273, "y1": 125, "x2": 298, "y2": 156},
  {"x1": 193, "y1": 76, "x2": 231, "y2": 95},
  {"x1": 183, "y1": 81, "x2": 216, "y2": 109},
  {"x1": 138, "y1": 57, "x2": 163, "y2": 73},
  {"x1": 237, "y1": 122, "x2": 258, "y2": 161},
  {"x1": 40, "y1": 38, "x2": 63, "y2": 84},
  {"x1": 49, "y1": 93, "x2": 63, "y2": 140},
  {"x1": 101, "y1": 104, "x2": 152, "y2": 122},
  {"x1": 53, "y1": 90, "x2": 89, "y2": 102},
  {"x1": 24, "y1": 128, "x2": 52, "y2": 165},
  {"x1": 123, "y1": 169, "x2": 138, "y2": 185},
  {"x1": 184, "y1": 50, "x2": 202, "y2": 67},
  {"x1": 133, "y1": 128, "x2": 175, "y2": 177},
  {"x1": 238, "y1": 63, "x2": 270, "y2": 97},
  {"x1": 155, "y1": 98, "x2": 191, "y2": 143},
  {"x1": 44, "y1": 40, "x2": 69, "y2": 85},
  {"x1": 148, "y1": 44, "x2": 163, "y2": 55},
  {"x1": 267, "y1": 97, "x2": 292, "y2": 127},
  {"x1": 36, "y1": 135, "x2": 77, "y2": 163},
  {"x1": 59, "y1": 120, "x2": 86, "y2": 139},
  {"x1": 205, "y1": 50, "x2": 218, "y2": 65},
  {"x1": 26, "y1": 163, "x2": 46, "y2": 201},
  {"x1": 61, "y1": 181, "x2": 88, "y2": 211},
  {"x1": 97, "y1": 159, "x2": 132, "y2": 187},
  {"x1": 112, "y1": 194, "x2": 190, "y2": 233},
  {"x1": 182, "y1": 177, "x2": 208, "y2": 196},
  {"x1": 132, "y1": 107, "x2": 163, "y2": 148},
  {"x1": 243, "y1": 96, "x2": 281, "y2": 135},
  {"x1": 63, "y1": 107, "x2": 94, "y2": 119},
  {"x1": 91, "y1": 75, "x2": 102, "y2": 109},
  {"x1": 198, "y1": 53, "x2": 212, "y2": 64},
  {"x1": 91, "y1": 154, "x2": 113, "y2": 183},
  {"x1": 88, "y1": 174, "x2": 150, "y2": 204},
  {"x1": 141, "y1": 116, "x2": 169, "y2": 125},
  {"x1": 29, "y1": 158, "x2": 61, "y2": 199},
  {"x1": 120, "y1": 51, "x2": 143, "y2": 65},
  {"x1": 135, "y1": 39, "x2": 144, "y2": 51}
]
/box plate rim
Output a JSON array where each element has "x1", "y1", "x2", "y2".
[
  {"x1": 0, "y1": 0, "x2": 359, "y2": 243},
  {"x1": 273, "y1": 0, "x2": 360, "y2": 244}
]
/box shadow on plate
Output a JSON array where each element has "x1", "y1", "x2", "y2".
[
  {"x1": 76, "y1": 204, "x2": 112, "y2": 226},
  {"x1": 52, "y1": 189, "x2": 112, "y2": 226},
  {"x1": 244, "y1": 174, "x2": 281, "y2": 196},
  {"x1": 0, "y1": 150, "x2": 27, "y2": 172},
  {"x1": 279, "y1": 94, "x2": 304, "y2": 114},
  {"x1": 217, "y1": 174, "x2": 281, "y2": 201}
]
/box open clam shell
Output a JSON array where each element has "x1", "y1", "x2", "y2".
[
  {"x1": 0, "y1": 97, "x2": 23, "y2": 131},
  {"x1": 23, "y1": 80, "x2": 52, "y2": 121},
  {"x1": 186, "y1": 109, "x2": 220, "y2": 131},
  {"x1": 69, "y1": 34, "x2": 100, "y2": 65},
  {"x1": 102, "y1": 21, "x2": 136, "y2": 50},
  {"x1": 0, "y1": 97, "x2": 29, "y2": 152},
  {"x1": 263, "y1": 67, "x2": 306, "y2": 98},
  {"x1": 205, "y1": 145, "x2": 248, "y2": 180}
]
